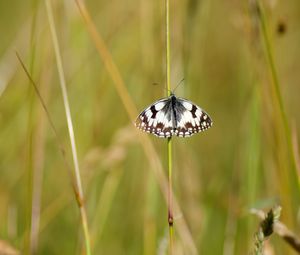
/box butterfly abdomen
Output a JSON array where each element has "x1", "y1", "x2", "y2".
[{"x1": 170, "y1": 95, "x2": 178, "y2": 129}]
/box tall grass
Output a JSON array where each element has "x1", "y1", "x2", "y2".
[
  {"x1": 0, "y1": 1, "x2": 300, "y2": 254},
  {"x1": 165, "y1": 0, "x2": 174, "y2": 254},
  {"x1": 44, "y1": 0, "x2": 91, "y2": 254},
  {"x1": 75, "y1": 0, "x2": 197, "y2": 253}
]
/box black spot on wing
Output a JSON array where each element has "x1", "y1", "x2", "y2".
[
  {"x1": 199, "y1": 113, "x2": 213, "y2": 130},
  {"x1": 149, "y1": 104, "x2": 158, "y2": 118},
  {"x1": 191, "y1": 104, "x2": 197, "y2": 118},
  {"x1": 135, "y1": 97, "x2": 174, "y2": 138}
]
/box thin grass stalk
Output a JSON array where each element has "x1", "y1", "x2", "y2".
[
  {"x1": 167, "y1": 138, "x2": 174, "y2": 253},
  {"x1": 75, "y1": 1, "x2": 197, "y2": 253},
  {"x1": 165, "y1": 0, "x2": 173, "y2": 253},
  {"x1": 91, "y1": 168, "x2": 124, "y2": 252},
  {"x1": 255, "y1": 1, "x2": 300, "y2": 228},
  {"x1": 25, "y1": 6, "x2": 39, "y2": 252},
  {"x1": 16, "y1": 52, "x2": 88, "y2": 252},
  {"x1": 257, "y1": 1, "x2": 300, "y2": 187},
  {"x1": 24, "y1": 103, "x2": 33, "y2": 255},
  {"x1": 44, "y1": 1, "x2": 91, "y2": 254},
  {"x1": 28, "y1": 2, "x2": 43, "y2": 253},
  {"x1": 30, "y1": 83, "x2": 47, "y2": 254},
  {"x1": 165, "y1": 0, "x2": 171, "y2": 96}
]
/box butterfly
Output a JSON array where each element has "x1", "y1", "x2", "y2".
[{"x1": 135, "y1": 93, "x2": 212, "y2": 138}]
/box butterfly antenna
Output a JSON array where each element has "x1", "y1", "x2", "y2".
[
  {"x1": 161, "y1": 83, "x2": 170, "y2": 96},
  {"x1": 173, "y1": 78, "x2": 185, "y2": 93},
  {"x1": 152, "y1": 80, "x2": 183, "y2": 96},
  {"x1": 152, "y1": 81, "x2": 169, "y2": 95}
]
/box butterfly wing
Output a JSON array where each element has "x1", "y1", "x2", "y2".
[
  {"x1": 173, "y1": 97, "x2": 212, "y2": 137},
  {"x1": 135, "y1": 98, "x2": 174, "y2": 138}
]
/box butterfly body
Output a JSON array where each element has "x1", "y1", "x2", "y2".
[{"x1": 135, "y1": 93, "x2": 212, "y2": 138}]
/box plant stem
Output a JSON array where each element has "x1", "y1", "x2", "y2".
[
  {"x1": 167, "y1": 137, "x2": 174, "y2": 253},
  {"x1": 166, "y1": 0, "x2": 171, "y2": 96},
  {"x1": 258, "y1": 1, "x2": 288, "y2": 131},
  {"x1": 75, "y1": 1, "x2": 198, "y2": 252},
  {"x1": 165, "y1": 0, "x2": 173, "y2": 254},
  {"x1": 257, "y1": 0, "x2": 300, "y2": 198},
  {"x1": 44, "y1": 1, "x2": 91, "y2": 254}
]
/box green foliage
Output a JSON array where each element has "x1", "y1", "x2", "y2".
[{"x1": 0, "y1": 0, "x2": 299, "y2": 254}]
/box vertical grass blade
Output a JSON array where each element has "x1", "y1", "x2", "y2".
[
  {"x1": 257, "y1": 0, "x2": 300, "y2": 219},
  {"x1": 75, "y1": 1, "x2": 197, "y2": 253},
  {"x1": 167, "y1": 137, "x2": 173, "y2": 254},
  {"x1": 44, "y1": 1, "x2": 91, "y2": 254},
  {"x1": 258, "y1": 0, "x2": 300, "y2": 177},
  {"x1": 165, "y1": 0, "x2": 174, "y2": 254}
]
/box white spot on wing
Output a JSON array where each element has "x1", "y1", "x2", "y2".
[
  {"x1": 182, "y1": 101, "x2": 193, "y2": 110},
  {"x1": 148, "y1": 118, "x2": 153, "y2": 126},
  {"x1": 195, "y1": 109, "x2": 202, "y2": 118},
  {"x1": 154, "y1": 102, "x2": 165, "y2": 111},
  {"x1": 145, "y1": 110, "x2": 152, "y2": 118}
]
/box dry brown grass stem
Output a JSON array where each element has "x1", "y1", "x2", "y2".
[
  {"x1": 292, "y1": 123, "x2": 300, "y2": 176},
  {"x1": 15, "y1": 52, "x2": 85, "y2": 251},
  {"x1": 29, "y1": 64, "x2": 51, "y2": 253},
  {"x1": 74, "y1": 0, "x2": 197, "y2": 253},
  {"x1": 45, "y1": 0, "x2": 91, "y2": 254}
]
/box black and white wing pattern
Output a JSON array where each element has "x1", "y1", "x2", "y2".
[
  {"x1": 135, "y1": 94, "x2": 212, "y2": 138},
  {"x1": 173, "y1": 97, "x2": 212, "y2": 137},
  {"x1": 135, "y1": 97, "x2": 174, "y2": 138}
]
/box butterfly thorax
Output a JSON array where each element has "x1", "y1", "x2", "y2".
[
  {"x1": 170, "y1": 94, "x2": 177, "y2": 109},
  {"x1": 170, "y1": 94, "x2": 178, "y2": 129}
]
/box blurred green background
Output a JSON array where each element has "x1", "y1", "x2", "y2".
[{"x1": 0, "y1": 0, "x2": 300, "y2": 254}]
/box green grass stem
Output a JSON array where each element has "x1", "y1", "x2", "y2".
[
  {"x1": 258, "y1": 1, "x2": 299, "y2": 173},
  {"x1": 257, "y1": 0, "x2": 300, "y2": 214},
  {"x1": 167, "y1": 138, "x2": 173, "y2": 253},
  {"x1": 165, "y1": 0, "x2": 173, "y2": 254},
  {"x1": 75, "y1": 1, "x2": 197, "y2": 253},
  {"x1": 44, "y1": 1, "x2": 91, "y2": 254}
]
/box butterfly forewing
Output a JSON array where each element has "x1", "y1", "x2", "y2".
[
  {"x1": 135, "y1": 98, "x2": 174, "y2": 138},
  {"x1": 135, "y1": 94, "x2": 212, "y2": 138},
  {"x1": 174, "y1": 97, "x2": 212, "y2": 137}
]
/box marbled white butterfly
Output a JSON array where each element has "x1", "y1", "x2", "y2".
[{"x1": 135, "y1": 93, "x2": 212, "y2": 138}]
